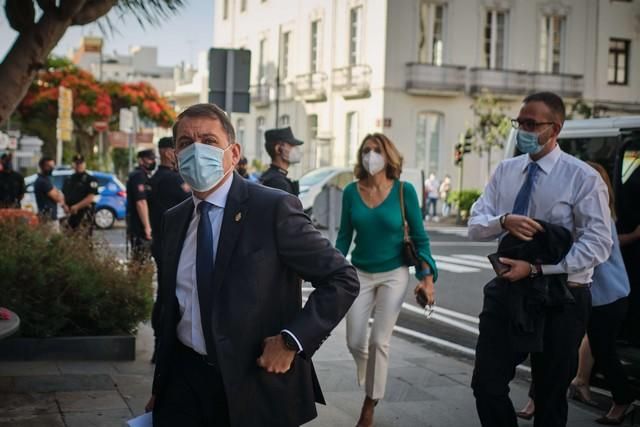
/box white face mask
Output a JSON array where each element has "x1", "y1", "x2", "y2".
[
  {"x1": 362, "y1": 151, "x2": 385, "y2": 176},
  {"x1": 283, "y1": 145, "x2": 302, "y2": 164}
]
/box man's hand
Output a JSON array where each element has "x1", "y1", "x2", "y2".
[
  {"x1": 256, "y1": 335, "x2": 296, "y2": 374},
  {"x1": 499, "y1": 258, "x2": 531, "y2": 282},
  {"x1": 414, "y1": 275, "x2": 435, "y2": 306},
  {"x1": 62, "y1": 204, "x2": 70, "y2": 214},
  {"x1": 144, "y1": 225, "x2": 152, "y2": 241},
  {"x1": 145, "y1": 395, "x2": 155, "y2": 412},
  {"x1": 503, "y1": 214, "x2": 544, "y2": 241},
  {"x1": 69, "y1": 205, "x2": 78, "y2": 215}
]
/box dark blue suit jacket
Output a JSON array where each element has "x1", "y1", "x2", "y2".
[{"x1": 152, "y1": 172, "x2": 359, "y2": 427}]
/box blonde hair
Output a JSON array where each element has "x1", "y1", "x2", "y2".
[
  {"x1": 586, "y1": 161, "x2": 616, "y2": 220},
  {"x1": 354, "y1": 133, "x2": 403, "y2": 180}
]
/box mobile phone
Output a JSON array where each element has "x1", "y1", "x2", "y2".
[
  {"x1": 487, "y1": 253, "x2": 511, "y2": 276},
  {"x1": 416, "y1": 288, "x2": 428, "y2": 308}
]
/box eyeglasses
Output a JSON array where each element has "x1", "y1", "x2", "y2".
[{"x1": 511, "y1": 118, "x2": 555, "y2": 132}]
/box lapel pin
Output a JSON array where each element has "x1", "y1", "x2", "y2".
[{"x1": 235, "y1": 212, "x2": 242, "y2": 222}]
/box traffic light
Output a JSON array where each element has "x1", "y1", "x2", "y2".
[
  {"x1": 454, "y1": 143, "x2": 463, "y2": 166},
  {"x1": 463, "y1": 131, "x2": 473, "y2": 153}
]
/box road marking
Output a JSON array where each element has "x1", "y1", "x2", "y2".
[
  {"x1": 432, "y1": 306, "x2": 480, "y2": 325},
  {"x1": 433, "y1": 255, "x2": 492, "y2": 270},
  {"x1": 430, "y1": 242, "x2": 497, "y2": 247},
  {"x1": 402, "y1": 303, "x2": 480, "y2": 335},
  {"x1": 453, "y1": 254, "x2": 492, "y2": 263},
  {"x1": 431, "y1": 261, "x2": 479, "y2": 273}
]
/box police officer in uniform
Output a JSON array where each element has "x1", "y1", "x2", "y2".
[
  {"x1": 126, "y1": 149, "x2": 155, "y2": 261},
  {"x1": 0, "y1": 153, "x2": 26, "y2": 209},
  {"x1": 62, "y1": 154, "x2": 99, "y2": 235},
  {"x1": 260, "y1": 126, "x2": 303, "y2": 195},
  {"x1": 148, "y1": 137, "x2": 190, "y2": 361}
]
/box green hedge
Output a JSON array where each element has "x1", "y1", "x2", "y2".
[
  {"x1": 0, "y1": 220, "x2": 154, "y2": 338},
  {"x1": 448, "y1": 189, "x2": 483, "y2": 214}
]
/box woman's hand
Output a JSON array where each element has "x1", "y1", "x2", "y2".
[{"x1": 414, "y1": 275, "x2": 435, "y2": 307}]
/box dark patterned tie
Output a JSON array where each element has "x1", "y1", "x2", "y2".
[
  {"x1": 196, "y1": 201, "x2": 216, "y2": 361},
  {"x1": 512, "y1": 162, "x2": 539, "y2": 215}
]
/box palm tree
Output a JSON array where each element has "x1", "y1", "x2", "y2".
[{"x1": 0, "y1": 0, "x2": 185, "y2": 126}]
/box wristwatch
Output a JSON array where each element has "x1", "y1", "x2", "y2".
[
  {"x1": 529, "y1": 263, "x2": 542, "y2": 278},
  {"x1": 500, "y1": 213, "x2": 510, "y2": 229},
  {"x1": 280, "y1": 332, "x2": 299, "y2": 352}
]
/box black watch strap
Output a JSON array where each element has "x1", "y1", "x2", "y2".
[{"x1": 280, "y1": 331, "x2": 299, "y2": 351}]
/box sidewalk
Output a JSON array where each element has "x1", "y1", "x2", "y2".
[{"x1": 0, "y1": 320, "x2": 607, "y2": 426}]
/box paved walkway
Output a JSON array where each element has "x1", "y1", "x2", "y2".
[{"x1": 0, "y1": 319, "x2": 616, "y2": 426}]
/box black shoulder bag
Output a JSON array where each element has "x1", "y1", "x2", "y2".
[{"x1": 400, "y1": 181, "x2": 421, "y2": 267}]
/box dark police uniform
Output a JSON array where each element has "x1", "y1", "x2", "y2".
[
  {"x1": 260, "y1": 165, "x2": 299, "y2": 196},
  {"x1": 148, "y1": 165, "x2": 190, "y2": 259},
  {"x1": 62, "y1": 171, "x2": 99, "y2": 232},
  {"x1": 34, "y1": 173, "x2": 57, "y2": 220},
  {"x1": 0, "y1": 169, "x2": 26, "y2": 208},
  {"x1": 126, "y1": 166, "x2": 152, "y2": 259}
]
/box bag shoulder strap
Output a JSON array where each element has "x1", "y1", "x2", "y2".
[{"x1": 399, "y1": 181, "x2": 410, "y2": 241}]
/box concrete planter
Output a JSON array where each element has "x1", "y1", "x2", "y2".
[{"x1": 0, "y1": 335, "x2": 135, "y2": 361}]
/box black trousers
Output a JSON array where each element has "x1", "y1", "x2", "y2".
[
  {"x1": 153, "y1": 342, "x2": 230, "y2": 427},
  {"x1": 588, "y1": 297, "x2": 633, "y2": 405},
  {"x1": 472, "y1": 287, "x2": 590, "y2": 427}
]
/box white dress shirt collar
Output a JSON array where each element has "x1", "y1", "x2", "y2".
[
  {"x1": 523, "y1": 144, "x2": 562, "y2": 175},
  {"x1": 192, "y1": 173, "x2": 234, "y2": 211}
]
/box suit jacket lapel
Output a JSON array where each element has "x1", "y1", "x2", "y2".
[{"x1": 212, "y1": 173, "x2": 249, "y2": 304}]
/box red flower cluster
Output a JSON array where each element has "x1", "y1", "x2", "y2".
[{"x1": 107, "y1": 81, "x2": 175, "y2": 128}]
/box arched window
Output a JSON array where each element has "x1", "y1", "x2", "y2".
[
  {"x1": 255, "y1": 116, "x2": 266, "y2": 162},
  {"x1": 236, "y1": 118, "x2": 246, "y2": 146},
  {"x1": 279, "y1": 114, "x2": 290, "y2": 127}
]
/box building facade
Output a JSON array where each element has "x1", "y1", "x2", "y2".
[{"x1": 213, "y1": 0, "x2": 640, "y2": 186}]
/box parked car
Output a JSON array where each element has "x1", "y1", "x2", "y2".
[
  {"x1": 22, "y1": 169, "x2": 127, "y2": 229},
  {"x1": 298, "y1": 166, "x2": 425, "y2": 215}
]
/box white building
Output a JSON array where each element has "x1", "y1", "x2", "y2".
[
  {"x1": 213, "y1": 0, "x2": 640, "y2": 187},
  {"x1": 164, "y1": 52, "x2": 211, "y2": 113},
  {"x1": 72, "y1": 37, "x2": 175, "y2": 94}
]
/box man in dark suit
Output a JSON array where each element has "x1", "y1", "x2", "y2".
[{"x1": 146, "y1": 103, "x2": 359, "y2": 427}]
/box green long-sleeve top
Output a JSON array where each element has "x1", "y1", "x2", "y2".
[{"x1": 335, "y1": 180, "x2": 438, "y2": 282}]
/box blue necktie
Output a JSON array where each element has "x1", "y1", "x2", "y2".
[
  {"x1": 196, "y1": 201, "x2": 216, "y2": 359},
  {"x1": 512, "y1": 162, "x2": 539, "y2": 215}
]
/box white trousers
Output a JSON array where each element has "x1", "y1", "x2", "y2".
[{"x1": 345, "y1": 266, "x2": 410, "y2": 400}]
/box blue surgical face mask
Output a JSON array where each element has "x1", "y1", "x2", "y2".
[
  {"x1": 516, "y1": 128, "x2": 552, "y2": 155},
  {"x1": 178, "y1": 142, "x2": 233, "y2": 192}
]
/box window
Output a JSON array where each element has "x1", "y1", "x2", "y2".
[
  {"x1": 240, "y1": 0, "x2": 247, "y2": 12},
  {"x1": 306, "y1": 114, "x2": 318, "y2": 169},
  {"x1": 416, "y1": 112, "x2": 442, "y2": 175},
  {"x1": 281, "y1": 32, "x2": 291, "y2": 79},
  {"x1": 310, "y1": 20, "x2": 320, "y2": 72},
  {"x1": 256, "y1": 116, "x2": 266, "y2": 162},
  {"x1": 484, "y1": 10, "x2": 508, "y2": 69},
  {"x1": 258, "y1": 38, "x2": 266, "y2": 81},
  {"x1": 346, "y1": 112, "x2": 359, "y2": 165},
  {"x1": 223, "y1": 0, "x2": 229, "y2": 20},
  {"x1": 236, "y1": 119, "x2": 246, "y2": 146},
  {"x1": 539, "y1": 16, "x2": 565, "y2": 73},
  {"x1": 308, "y1": 114, "x2": 318, "y2": 140},
  {"x1": 609, "y1": 38, "x2": 630, "y2": 85},
  {"x1": 349, "y1": 6, "x2": 363, "y2": 66},
  {"x1": 418, "y1": 1, "x2": 446, "y2": 65},
  {"x1": 279, "y1": 114, "x2": 290, "y2": 126}
]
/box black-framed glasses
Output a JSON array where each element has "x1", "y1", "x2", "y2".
[{"x1": 511, "y1": 118, "x2": 555, "y2": 131}]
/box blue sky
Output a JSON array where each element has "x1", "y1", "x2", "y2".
[{"x1": 0, "y1": 0, "x2": 215, "y2": 67}]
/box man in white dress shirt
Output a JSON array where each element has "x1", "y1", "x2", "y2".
[{"x1": 468, "y1": 92, "x2": 612, "y2": 427}]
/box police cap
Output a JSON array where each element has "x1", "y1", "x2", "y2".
[
  {"x1": 137, "y1": 149, "x2": 156, "y2": 159},
  {"x1": 264, "y1": 127, "x2": 303, "y2": 152},
  {"x1": 72, "y1": 154, "x2": 85, "y2": 164}
]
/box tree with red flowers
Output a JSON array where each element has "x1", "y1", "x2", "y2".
[
  {"x1": 0, "y1": 0, "x2": 184, "y2": 127},
  {"x1": 103, "y1": 81, "x2": 175, "y2": 129}
]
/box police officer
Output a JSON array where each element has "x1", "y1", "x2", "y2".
[
  {"x1": 148, "y1": 137, "x2": 190, "y2": 362},
  {"x1": 148, "y1": 137, "x2": 190, "y2": 267},
  {"x1": 126, "y1": 149, "x2": 155, "y2": 261},
  {"x1": 34, "y1": 156, "x2": 64, "y2": 230},
  {"x1": 260, "y1": 126, "x2": 304, "y2": 195},
  {"x1": 62, "y1": 154, "x2": 99, "y2": 235},
  {"x1": 0, "y1": 153, "x2": 26, "y2": 209}
]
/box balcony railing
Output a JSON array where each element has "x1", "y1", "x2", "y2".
[
  {"x1": 332, "y1": 65, "x2": 372, "y2": 99},
  {"x1": 250, "y1": 83, "x2": 271, "y2": 108},
  {"x1": 530, "y1": 72, "x2": 584, "y2": 98},
  {"x1": 469, "y1": 68, "x2": 530, "y2": 96},
  {"x1": 405, "y1": 63, "x2": 466, "y2": 95},
  {"x1": 405, "y1": 64, "x2": 584, "y2": 99},
  {"x1": 294, "y1": 72, "x2": 328, "y2": 102},
  {"x1": 276, "y1": 81, "x2": 296, "y2": 101}
]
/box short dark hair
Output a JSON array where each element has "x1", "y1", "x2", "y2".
[
  {"x1": 172, "y1": 103, "x2": 236, "y2": 145},
  {"x1": 523, "y1": 92, "x2": 566, "y2": 124},
  {"x1": 38, "y1": 156, "x2": 54, "y2": 169}
]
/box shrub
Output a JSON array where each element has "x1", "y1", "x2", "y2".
[
  {"x1": 0, "y1": 220, "x2": 154, "y2": 338},
  {"x1": 448, "y1": 189, "x2": 483, "y2": 214}
]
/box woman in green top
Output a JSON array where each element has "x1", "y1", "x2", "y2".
[{"x1": 336, "y1": 133, "x2": 438, "y2": 427}]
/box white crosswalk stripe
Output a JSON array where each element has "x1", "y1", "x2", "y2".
[
  {"x1": 427, "y1": 226, "x2": 469, "y2": 237},
  {"x1": 347, "y1": 253, "x2": 493, "y2": 274},
  {"x1": 433, "y1": 254, "x2": 492, "y2": 269}
]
